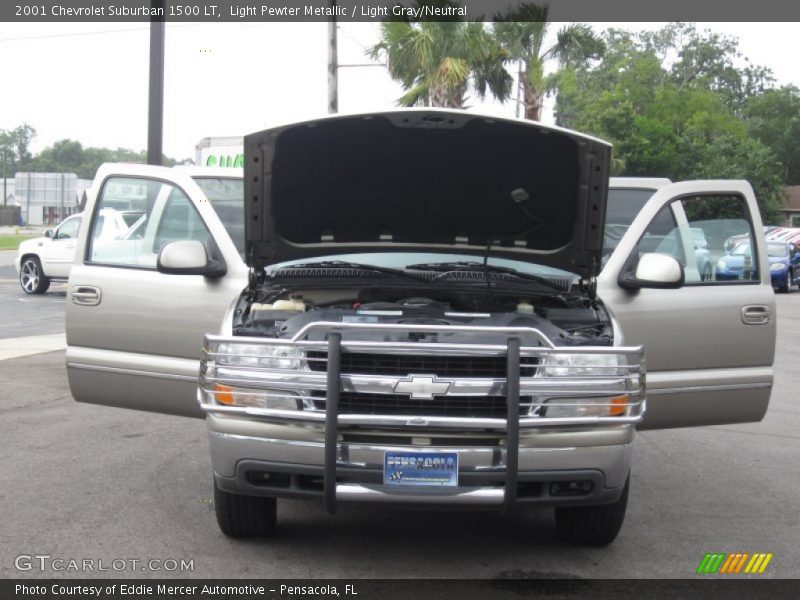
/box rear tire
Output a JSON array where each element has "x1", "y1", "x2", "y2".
[
  {"x1": 554, "y1": 475, "x2": 629, "y2": 546},
  {"x1": 19, "y1": 256, "x2": 50, "y2": 295},
  {"x1": 214, "y1": 481, "x2": 277, "y2": 538},
  {"x1": 701, "y1": 262, "x2": 713, "y2": 282}
]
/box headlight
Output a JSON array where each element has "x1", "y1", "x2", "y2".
[
  {"x1": 541, "y1": 353, "x2": 619, "y2": 377},
  {"x1": 717, "y1": 260, "x2": 727, "y2": 270},
  {"x1": 216, "y1": 343, "x2": 303, "y2": 369},
  {"x1": 213, "y1": 384, "x2": 301, "y2": 410},
  {"x1": 541, "y1": 395, "x2": 629, "y2": 418},
  {"x1": 770, "y1": 263, "x2": 787, "y2": 272}
]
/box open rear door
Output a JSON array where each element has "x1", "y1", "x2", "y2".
[{"x1": 598, "y1": 180, "x2": 775, "y2": 429}]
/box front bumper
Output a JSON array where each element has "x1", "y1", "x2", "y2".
[{"x1": 209, "y1": 418, "x2": 633, "y2": 509}]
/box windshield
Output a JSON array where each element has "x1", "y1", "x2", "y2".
[
  {"x1": 192, "y1": 177, "x2": 245, "y2": 256},
  {"x1": 267, "y1": 252, "x2": 576, "y2": 279},
  {"x1": 767, "y1": 243, "x2": 789, "y2": 258},
  {"x1": 731, "y1": 243, "x2": 752, "y2": 256}
]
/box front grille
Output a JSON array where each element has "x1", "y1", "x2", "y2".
[
  {"x1": 307, "y1": 352, "x2": 538, "y2": 378},
  {"x1": 311, "y1": 392, "x2": 532, "y2": 418}
]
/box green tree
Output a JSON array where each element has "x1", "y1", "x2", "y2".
[
  {"x1": 29, "y1": 140, "x2": 180, "y2": 179},
  {"x1": 553, "y1": 24, "x2": 783, "y2": 223},
  {"x1": 744, "y1": 85, "x2": 800, "y2": 185},
  {"x1": 9, "y1": 124, "x2": 37, "y2": 172},
  {"x1": 492, "y1": 3, "x2": 604, "y2": 121},
  {"x1": 367, "y1": 0, "x2": 512, "y2": 108},
  {"x1": 29, "y1": 139, "x2": 85, "y2": 174}
]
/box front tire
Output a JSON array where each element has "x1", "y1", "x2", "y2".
[
  {"x1": 19, "y1": 256, "x2": 50, "y2": 295},
  {"x1": 214, "y1": 481, "x2": 277, "y2": 538},
  {"x1": 554, "y1": 475, "x2": 629, "y2": 546},
  {"x1": 779, "y1": 271, "x2": 792, "y2": 294}
]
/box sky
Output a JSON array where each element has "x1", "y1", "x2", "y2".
[{"x1": 1, "y1": 21, "x2": 799, "y2": 161}]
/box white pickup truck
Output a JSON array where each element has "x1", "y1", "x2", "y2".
[{"x1": 65, "y1": 110, "x2": 775, "y2": 545}]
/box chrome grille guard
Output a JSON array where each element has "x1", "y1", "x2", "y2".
[
  {"x1": 199, "y1": 321, "x2": 644, "y2": 514},
  {"x1": 198, "y1": 321, "x2": 645, "y2": 430}
]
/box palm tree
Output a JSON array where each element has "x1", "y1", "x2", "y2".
[
  {"x1": 367, "y1": 1, "x2": 512, "y2": 108},
  {"x1": 493, "y1": 3, "x2": 604, "y2": 121}
]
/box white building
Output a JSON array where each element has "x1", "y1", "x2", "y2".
[{"x1": 14, "y1": 173, "x2": 93, "y2": 225}]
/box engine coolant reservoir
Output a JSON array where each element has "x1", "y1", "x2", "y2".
[
  {"x1": 272, "y1": 296, "x2": 306, "y2": 312},
  {"x1": 517, "y1": 301, "x2": 534, "y2": 315}
]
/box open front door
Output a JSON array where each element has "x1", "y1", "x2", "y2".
[
  {"x1": 66, "y1": 165, "x2": 247, "y2": 417},
  {"x1": 598, "y1": 180, "x2": 775, "y2": 429}
]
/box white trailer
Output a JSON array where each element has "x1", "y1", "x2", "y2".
[{"x1": 195, "y1": 136, "x2": 244, "y2": 167}]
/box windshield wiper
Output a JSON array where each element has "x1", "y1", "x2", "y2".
[
  {"x1": 405, "y1": 261, "x2": 570, "y2": 292},
  {"x1": 271, "y1": 261, "x2": 431, "y2": 283}
]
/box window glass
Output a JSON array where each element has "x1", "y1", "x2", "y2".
[
  {"x1": 192, "y1": 177, "x2": 245, "y2": 256},
  {"x1": 55, "y1": 217, "x2": 81, "y2": 240},
  {"x1": 154, "y1": 189, "x2": 210, "y2": 252},
  {"x1": 630, "y1": 194, "x2": 756, "y2": 284},
  {"x1": 88, "y1": 177, "x2": 211, "y2": 269},
  {"x1": 604, "y1": 188, "x2": 657, "y2": 254}
]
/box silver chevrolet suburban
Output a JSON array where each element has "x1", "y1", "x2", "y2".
[{"x1": 65, "y1": 110, "x2": 776, "y2": 545}]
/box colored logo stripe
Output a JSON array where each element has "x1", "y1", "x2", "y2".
[
  {"x1": 697, "y1": 553, "x2": 726, "y2": 574},
  {"x1": 697, "y1": 552, "x2": 773, "y2": 574}
]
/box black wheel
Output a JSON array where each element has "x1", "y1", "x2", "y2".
[
  {"x1": 19, "y1": 256, "x2": 50, "y2": 295},
  {"x1": 555, "y1": 475, "x2": 629, "y2": 546},
  {"x1": 779, "y1": 271, "x2": 792, "y2": 294},
  {"x1": 214, "y1": 480, "x2": 277, "y2": 538},
  {"x1": 701, "y1": 262, "x2": 713, "y2": 282}
]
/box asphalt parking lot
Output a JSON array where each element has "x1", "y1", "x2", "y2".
[{"x1": 0, "y1": 255, "x2": 798, "y2": 579}]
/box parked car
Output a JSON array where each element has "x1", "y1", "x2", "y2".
[
  {"x1": 724, "y1": 225, "x2": 776, "y2": 253},
  {"x1": 766, "y1": 242, "x2": 798, "y2": 292},
  {"x1": 15, "y1": 209, "x2": 138, "y2": 294},
  {"x1": 716, "y1": 240, "x2": 799, "y2": 292},
  {"x1": 65, "y1": 110, "x2": 775, "y2": 545}
]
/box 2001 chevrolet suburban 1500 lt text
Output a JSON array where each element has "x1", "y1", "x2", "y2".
[{"x1": 65, "y1": 110, "x2": 775, "y2": 545}]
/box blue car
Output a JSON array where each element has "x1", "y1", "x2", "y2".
[{"x1": 716, "y1": 241, "x2": 798, "y2": 292}]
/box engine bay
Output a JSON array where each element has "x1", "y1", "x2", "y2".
[{"x1": 232, "y1": 284, "x2": 614, "y2": 347}]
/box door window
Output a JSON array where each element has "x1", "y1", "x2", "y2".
[
  {"x1": 88, "y1": 177, "x2": 211, "y2": 268},
  {"x1": 55, "y1": 216, "x2": 81, "y2": 240},
  {"x1": 630, "y1": 194, "x2": 757, "y2": 284},
  {"x1": 153, "y1": 189, "x2": 210, "y2": 252}
]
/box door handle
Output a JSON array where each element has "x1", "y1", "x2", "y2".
[
  {"x1": 71, "y1": 285, "x2": 102, "y2": 306},
  {"x1": 741, "y1": 305, "x2": 771, "y2": 325}
]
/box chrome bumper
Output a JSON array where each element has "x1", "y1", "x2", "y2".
[{"x1": 209, "y1": 426, "x2": 634, "y2": 508}]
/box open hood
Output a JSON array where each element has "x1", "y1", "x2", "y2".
[{"x1": 244, "y1": 110, "x2": 611, "y2": 278}]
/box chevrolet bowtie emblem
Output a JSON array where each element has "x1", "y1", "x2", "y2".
[{"x1": 394, "y1": 375, "x2": 452, "y2": 399}]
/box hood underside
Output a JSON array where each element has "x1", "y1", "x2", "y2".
[{"x1": 244, "y1": 110, "x2": 611, "y2": 278}]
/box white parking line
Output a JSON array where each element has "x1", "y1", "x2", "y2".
[{"x1": 0, "y1": 333, "x2": 66, "y2": 361}]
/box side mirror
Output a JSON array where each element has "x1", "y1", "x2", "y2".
[
  {"x1": 157, "y1": 240, "x2": 226, "y2": 277},
  {"x1": 44, "y1": 229, "x2": 53, "y2": 238},
  {"x1": 618, "y1": 252, "x2": 685, "y2": 290}
]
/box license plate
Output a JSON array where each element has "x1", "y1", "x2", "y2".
[{"x1": 384, "y1": 451, "x2": 458, "y2": 487}]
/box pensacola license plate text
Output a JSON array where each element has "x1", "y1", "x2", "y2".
[{"x1": 384, "y1": 451, "x2": 458, "y2": 487}]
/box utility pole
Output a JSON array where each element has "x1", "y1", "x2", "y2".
[
  {"x1": 2, "y1": 148, "x2": 7, "y2": 208},
  {"x1": 147, "y1": 0, "x2": 165, "y2": 165},
  {"x1": 327, "y1": 3, "x2": 338, "y2": 114}
]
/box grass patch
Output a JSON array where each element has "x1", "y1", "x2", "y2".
[{"x1": 0, "y1": 234, "x2": 38, "y2": 250}]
